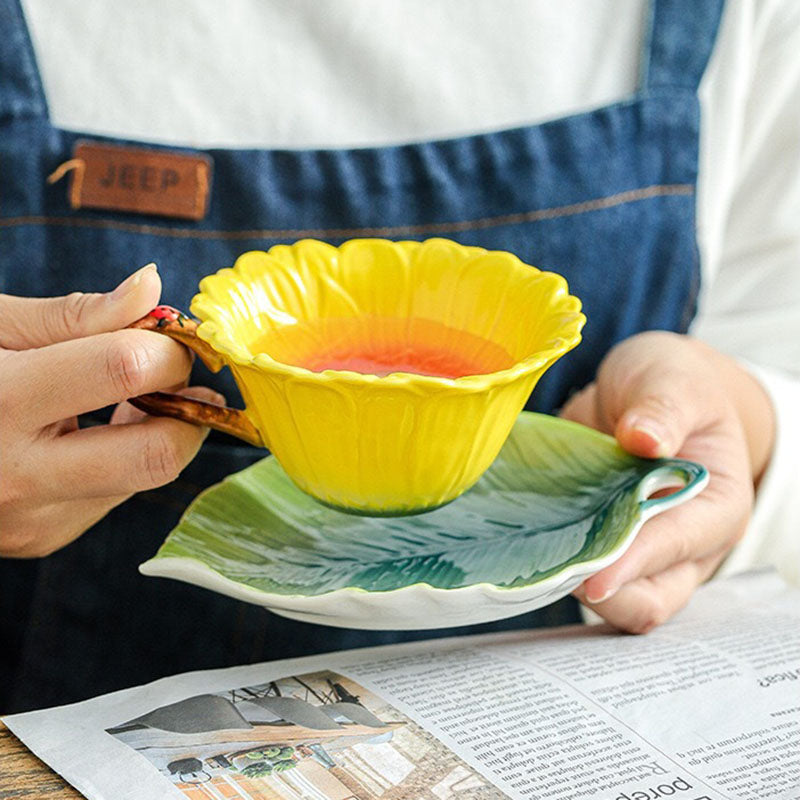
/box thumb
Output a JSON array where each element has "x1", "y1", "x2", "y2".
[
  {"x1": 613, "y1": 367, "x2": 703, "y2": 459},
  {"x1": 0, "y1": 264, "x2": 161, "y2": 350}
]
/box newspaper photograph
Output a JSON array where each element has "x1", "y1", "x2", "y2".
[{"x1": 106, "y1": 669, "x2": 504, "y2": 799}]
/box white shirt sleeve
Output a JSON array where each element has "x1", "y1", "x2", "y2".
[
  {"x1": 693, "y1": 0, "x2": 800, "y2": 585},
  {"x1": 719, "y1": 365, "x2": 800, "y2": 586}
]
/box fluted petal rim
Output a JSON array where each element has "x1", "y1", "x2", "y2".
[{"x1": 190, "y1": 238, "x2": 585, "y2": 390}]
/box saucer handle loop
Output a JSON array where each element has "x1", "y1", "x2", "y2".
[
  {"x1": 635, "y1": 460, "x2": 709, "y2": 519},
  {"x1": 126, "y1": 306, "x2": 265, "y2": 448}
]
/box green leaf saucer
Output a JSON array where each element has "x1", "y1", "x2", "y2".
[{"x1": 140, "y1": 413, "x2": 708, "y2": 629}]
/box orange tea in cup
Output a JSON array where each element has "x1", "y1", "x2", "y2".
[{"x1": 251, "y1": 316, "x2": 515, "y2": 379}]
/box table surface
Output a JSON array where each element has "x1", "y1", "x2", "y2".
[{"x1": 0, "y1": 722, "x2": 81, "y2": 799}]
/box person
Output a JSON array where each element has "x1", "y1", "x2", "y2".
[{"x1": 1, "y1": 0, "x2": 798, "y2": 713}]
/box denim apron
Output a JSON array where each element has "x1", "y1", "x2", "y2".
[{"x1": 0, "y1": 0, "x2": 725, "y2": 712}]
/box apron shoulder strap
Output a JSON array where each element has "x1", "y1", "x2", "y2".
[
  {"x1": 0, "y1": 0, "x2": 48, "y2": 121},
  {"x1": 641, "y1": 0, "x2": 727, "y2": 93}
]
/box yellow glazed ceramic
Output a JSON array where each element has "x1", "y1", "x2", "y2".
[{"x1": 131, "y1": 238, "x2": 585, "y2": 515}]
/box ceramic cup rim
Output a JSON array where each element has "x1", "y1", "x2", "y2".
[{"x1": 190, "y1": 238, "x2": 586, "y2": 392}]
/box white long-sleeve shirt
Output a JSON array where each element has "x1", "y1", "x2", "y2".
[{"x1": 22, "y1": 0, "x2": 800, "y2": 585}]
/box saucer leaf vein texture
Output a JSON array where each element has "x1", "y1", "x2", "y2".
[{"x1": 144, "y1": 413, "x2": 707, "y2": 598}]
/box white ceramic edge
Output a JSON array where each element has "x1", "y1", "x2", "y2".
[{"x1": 139, "y1": 466, "x2": 708, "y2": 629}]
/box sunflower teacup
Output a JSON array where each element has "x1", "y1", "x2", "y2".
[{"x1": 131, "y1": 238, "x2": 585, "y2": 516}]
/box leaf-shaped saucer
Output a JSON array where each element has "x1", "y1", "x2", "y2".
[{"x1": 140, "y1": 413, "x2": 708, "y2": 630}]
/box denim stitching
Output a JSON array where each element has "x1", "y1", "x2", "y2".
[{"x1": 0, "y1": 183, "x2": 693, "y2": 240}]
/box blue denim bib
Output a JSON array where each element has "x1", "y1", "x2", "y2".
[{"x1": 0, "y1": 0, "x2": 724, "y2": 711}]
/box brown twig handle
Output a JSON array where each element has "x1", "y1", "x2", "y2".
[{"x1": 127, "y1": 306, "x2": 265, "y2": 447}]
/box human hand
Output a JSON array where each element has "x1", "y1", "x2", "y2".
[
  {"x1": 561, "y1": 331, "x2": 774, "y2": 632},
  {"x1": 0, "y1": 265, "x2": 223, "y2": 557}
]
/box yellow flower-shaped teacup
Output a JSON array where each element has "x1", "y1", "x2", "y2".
[{"x1": 131, "y1": 238, "x2": 585, "y2": 515}]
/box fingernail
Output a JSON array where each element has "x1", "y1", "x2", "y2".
[
  {"x1": 626, "y1": 417, "x2": 670, "y2": 457},
  {"x1": 110, "y1": 263, "x2": 157, "y2": 301},
  {"x1": 585, "y1": 585, "x2": 618, "y2": 604}
]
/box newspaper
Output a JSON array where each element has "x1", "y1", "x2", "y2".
[{"x1": 3, "y1": 570, "x2": 798, "y2": 800}]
